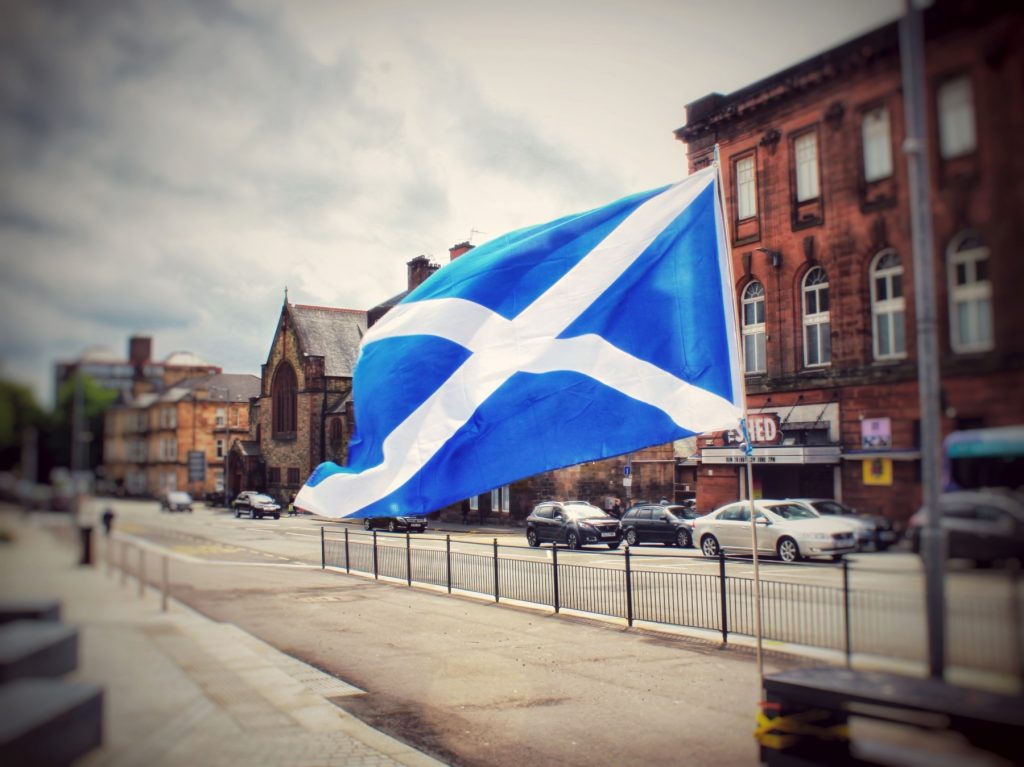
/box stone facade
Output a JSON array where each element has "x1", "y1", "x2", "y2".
[
  {"x1": 676, "y1": 1, "x2": 1024, "y2": 524},
  {"x1": 234, "y1": 301, "x2": 367, "y2": 505}
]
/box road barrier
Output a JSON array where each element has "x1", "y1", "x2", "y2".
[{"x1": 322, "y1": 528, "x2": 1024, "y2": 683}]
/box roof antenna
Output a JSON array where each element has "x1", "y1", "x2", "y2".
[
  {"x1": 469, "y1": 228, "x2": 487, "y2": 244},
  {"x1": 284, "y1": 285, "x2": 289, "y2": 304}
]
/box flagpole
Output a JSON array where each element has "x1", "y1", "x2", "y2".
[{"x1": 712, "y1": 144, "x2": 765, "y2": 681}]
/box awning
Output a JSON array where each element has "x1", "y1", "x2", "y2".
[
  {"x1": 700, "y1": 446, "x2": 841, "y2": 465},
  {"x1": 841, "y1": 449, "x2": 921, "y2": 461}
]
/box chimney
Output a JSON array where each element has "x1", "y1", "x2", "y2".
[
  {"x1": 407, "y1": 255, "x2": 439, "y2": 291},
  {"x1": 129, "y1": 336, "x2": 152, "y2": 367},
  {"x1": 449, "y1": 241, "x2": 474, "y2": 262}
]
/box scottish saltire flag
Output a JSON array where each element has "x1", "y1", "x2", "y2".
[{"x1": 296, "y1": 166, "x2": 742, "y2": 519}]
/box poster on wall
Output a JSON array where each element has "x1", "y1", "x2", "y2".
[
  {"x1": 861, "y1": 417, "x2": 892, "y2": 450},
  {"x1": 863, "y1": 458, "x2": 893, "y2": 486}
]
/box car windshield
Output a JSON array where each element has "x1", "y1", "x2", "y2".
[
  {"x1": 766, "y1": 503, "x2": 818, "y2": 520},
  {"x1": 563, "y1": 505, "x2": 609, "y2": 520},
  {"x1": 252, "y1": 494, "x2": 274, "y2": 503},
  {"x1": 168, "y1": 492, "x2": 191, "y2": 502},
  {"x1": 810, "y1": 500, "x2": 855, "y2": 516}
]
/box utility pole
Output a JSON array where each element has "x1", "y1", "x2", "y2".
[{"x1": 900, "y1": 0, "x2": 946, "y2": 680}]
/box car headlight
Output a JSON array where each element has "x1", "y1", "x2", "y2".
[
  {"x1": 805, "y1": 532, "x2": 831, "y2": 541},
  {"x1": 579, "y1": 523, "x2": 597, "y2": 533}
]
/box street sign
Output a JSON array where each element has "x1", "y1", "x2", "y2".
[
  {"x1": 622, "y1": 477, "x2": 632, "y2": 487},
  {"x1": 187, "y1": 450, "x2": 206, "y2": 483},
  {"x1": 623, "y1": 465, "x2": 631, "y2": 476}
]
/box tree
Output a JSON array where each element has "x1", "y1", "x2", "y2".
[
  {"x1": 47, "y1": 372, "x2": 118, "y2": 473},
  {"x1": 0, "y1": 378, "x2": 45, "y2": 473}
]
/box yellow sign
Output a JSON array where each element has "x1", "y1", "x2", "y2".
[{"x1": 862, "y1": 458, "x2": 893, "y2": 486}]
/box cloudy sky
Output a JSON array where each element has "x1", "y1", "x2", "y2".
[{"x1": 0, "y1": 0, "x2": 901, "y2": 405}]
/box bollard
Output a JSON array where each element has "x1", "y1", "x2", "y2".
[
  {"x1": 78, "y1": 526, "x2": 93, "y2": 566},
  {"x1": 161, "y1": 556, "x2": 169, "y2": 612}
]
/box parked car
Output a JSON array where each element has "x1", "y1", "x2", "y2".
[
  {"x1": 620, "y1": 503, "x2": 701, "y2": 548},
  {"x1": 231, "y1": 491, "x2": 281, "y2": 520},
  {"x1": 160, "y1": 491, "x2": 194, "y2": 513},
  {"x1": 525, "y1": 500, "x2": 622, "y2": 549},
  {"x1": 694, "y1": 499, "x2": 857, "y2": 562},
  {"x1": 362, "y1": 516, "x2": 428, "y2": 533},
  {"x1": 906, "y1": 490, "x2": 1024, "y2": 566},
  {"x1": 788, "y1": 498, "x2": 897, "y2": 551}
]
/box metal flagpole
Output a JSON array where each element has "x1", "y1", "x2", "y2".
[
  {"x1": 713, "y1": 145, "x2": 765, "y2": 680},
  {"x1": 900, "y1": 0, "x2": 946, "y2": 679}
]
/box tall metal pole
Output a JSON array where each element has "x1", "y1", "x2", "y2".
[{"x1": 900, "y1": 0, "x2": 946, "y2": 679}]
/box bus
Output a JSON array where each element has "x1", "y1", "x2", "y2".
[{"x1": 942, "y1": 425, "x2": 1024, "y2": 492}]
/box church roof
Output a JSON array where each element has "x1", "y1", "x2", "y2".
[{"x1": 289, "y1": 304, "x2": 367, "y2": 378}]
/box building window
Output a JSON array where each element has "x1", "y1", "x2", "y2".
[
  {"x1": 287, "y1": 468, "x2": 300, "y2": 485},
  {"x1": 862, "y1": 107, "x2": 893, "y2": 182},
  {"x1": 271, "y1": 362, "x2": 297, "y2": 436},
  {"x1": 947, "y1": 231, "x2": 992, "y2": 353},
  {"x1": 937, "y1": 75, "x2": 976, "y2": 159},
  {"x1": 215, "y1": 408, "x2": 225, "y2": 427},
  {"x1": 802, "y1": 267, "x2": 831, "y2": 367},
  {"x1": 794, "y1": 132, "x2": 820, "y2": 202},
  {"x1": 870, "y1": 250, "x2": 906, "y2": 360},
  {"x1": 268, "y1": 467, "x2": 281, "y2": 484},
  {"x1": 741, "y1": 281, "x2": 767, "y2": 374},
  {"x1": 735, "y1": 155, "x2": 757, "y2": 220},
  {"x1": 329, "y1": 418, "x2": 343, "y2": 447},
  {"x1": 216, "y1": 439, "x2": 224, "y2": 458}
]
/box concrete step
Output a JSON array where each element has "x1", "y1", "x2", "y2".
[
  {"x1": 0, "y1": 600, "x2": 61, "y2": 625},
  {"x1": 0, "y1": 621, "x2": 78, "y2": 683},
  {"x1": 0, "y1": 677, "x2": 103, "y2": 767}
]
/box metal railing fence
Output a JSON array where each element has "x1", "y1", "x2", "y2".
[{"x1": 321, "y1": 527, "x2": 1023, "y2": 681}]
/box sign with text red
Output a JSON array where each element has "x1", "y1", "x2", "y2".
[{"x1": 729, "y1": 413, "x2": 782, "y2": 446}]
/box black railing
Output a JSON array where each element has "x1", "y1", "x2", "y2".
[{"x1": 321, "y1": 528, "x2": 1024, "y2": 680}]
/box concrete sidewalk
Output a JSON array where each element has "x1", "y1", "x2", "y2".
[{"x1": 0, "y1": 510, "x2": 446, "y2": 767}]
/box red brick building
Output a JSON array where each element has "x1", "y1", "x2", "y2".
[
  {"x1": 675, "y1": 1, "x2": 1024, "y2": 524},
  {"x1": 229, "y1": 300, "x2": 367, "y2": 503}
]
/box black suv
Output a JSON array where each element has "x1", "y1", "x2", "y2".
[
  {"x1": 525, "y1": 501, "x2": 622, "y2": 549},
  {"x1": 620, "y1": 503, "x2": 701, "y2": 548}
]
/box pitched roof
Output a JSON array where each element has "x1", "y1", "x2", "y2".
[
  {"x1": 173, "y1": 373, "x2": 261, "y2": 402},
  {"x1": 289, "y1": 304, "x2": 367, "y2": 378}
]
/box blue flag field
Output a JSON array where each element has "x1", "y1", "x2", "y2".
[{"x1": 295, "y1": 166, "x2": 744, "y2": 519}]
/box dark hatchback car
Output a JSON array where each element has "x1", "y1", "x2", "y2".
[
  {"x1": 363, "y1": 516, "x2": 428, "y2": 533},
  {"x1": 620, "y1": 504, "x2": 701, "y2": 548},
  {"x1": 907, "y1": 490, "x2": 1024, "y2": 566},
  {"x1": 525, "y1": 501, "x2": 622, "y2": 549},
  {"x1": 231, "y1": 491, "x2": 281, "y2": 520}
]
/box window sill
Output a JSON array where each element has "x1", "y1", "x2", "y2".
[{"x1": 272, "y1": 433, "x2": 297, "y2": 442}]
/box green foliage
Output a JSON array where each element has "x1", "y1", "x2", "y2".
[{"x1": 0, "y1": 379, "x2": 45, "y2": 451}]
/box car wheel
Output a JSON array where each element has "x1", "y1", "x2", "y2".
[
  {"x1": 566, "y1": 531, "x2": 581, "y2": 550},
  {"x1": 388, "y1": 520, "x2": 397, "y2": 533},
  {"x1": 527, "y1": 529, "x2": 540, "y2": 548},
  {"x1": 700, "y1": 535, "x2": 719, "y2": 558},
  {"x1": 607, "y1": 541, "x2": 621, "y2": 550},
  {"x1": 625, "y1": 529, "x2": 639, "y2": 546},
  {"x1": 676, "y1": 529, "x2": 691, "y2": 548},
  {"x1": 777, "y1": 537, "x2": 801, "y2": 563},
  {"x1": 274, "y1": 514, "x2": 280, "y2": 520},
  {"x1": 234, "y1": 509, "x2": 240, "y2": 518},
  {"x1": 364, "y1": 519, "x2": 372, "y2": 530},
  {"x1": 255, "y1": 512, "x2": 263, "y2": 520}
]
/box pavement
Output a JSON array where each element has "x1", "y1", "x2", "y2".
[{"x1": 0, "y1": 509, "x2": 446, "y2": 767}]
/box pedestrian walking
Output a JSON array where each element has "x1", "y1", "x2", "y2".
[
  {"x1": 611, "y1": 498, "x2": 622, "y2": 518},
  {"x1": 288, "y1": 493, "x2": 298, "y2": 516},
  {"x1": 101, "y1": 507, "x2": 115, "y2": 536},
  {"x1": 460, "y1": 500, "x2": 470, "y2": 525}
]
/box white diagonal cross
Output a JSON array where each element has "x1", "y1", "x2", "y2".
[{"x1": 298, "y1": 168, "x2": 739, "y2": 517}]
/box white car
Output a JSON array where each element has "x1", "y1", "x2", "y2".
[{"x1": 694, "y1": 499, "x2": 858, "y2": 562}]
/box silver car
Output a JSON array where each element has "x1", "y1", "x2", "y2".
[
  {"x1": 694, "y1": 499, "x2": 858, "y2": 562},
  {"x1": 788, "y1": 498, "x2": 898, "y2": 551}
]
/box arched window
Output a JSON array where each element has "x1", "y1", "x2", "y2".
[
  {"x1": 271, "y1": 362, "x2": 297, "y2": 436},
  {"x1": 802, "y1": 267, "x2": 831, "y2": 367},
  {"x1": 741, "y1": 281, "x2": 766, "y2": 374},
  {"x1": 947, "y1": 231, "x2": 992, "y2": 353},
  {"x1": 329, "y1": 418, "x2": 343, "y2": 447},
  {"x1": 870, "y1": 250, "x2": 906, "y2": 360}
]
